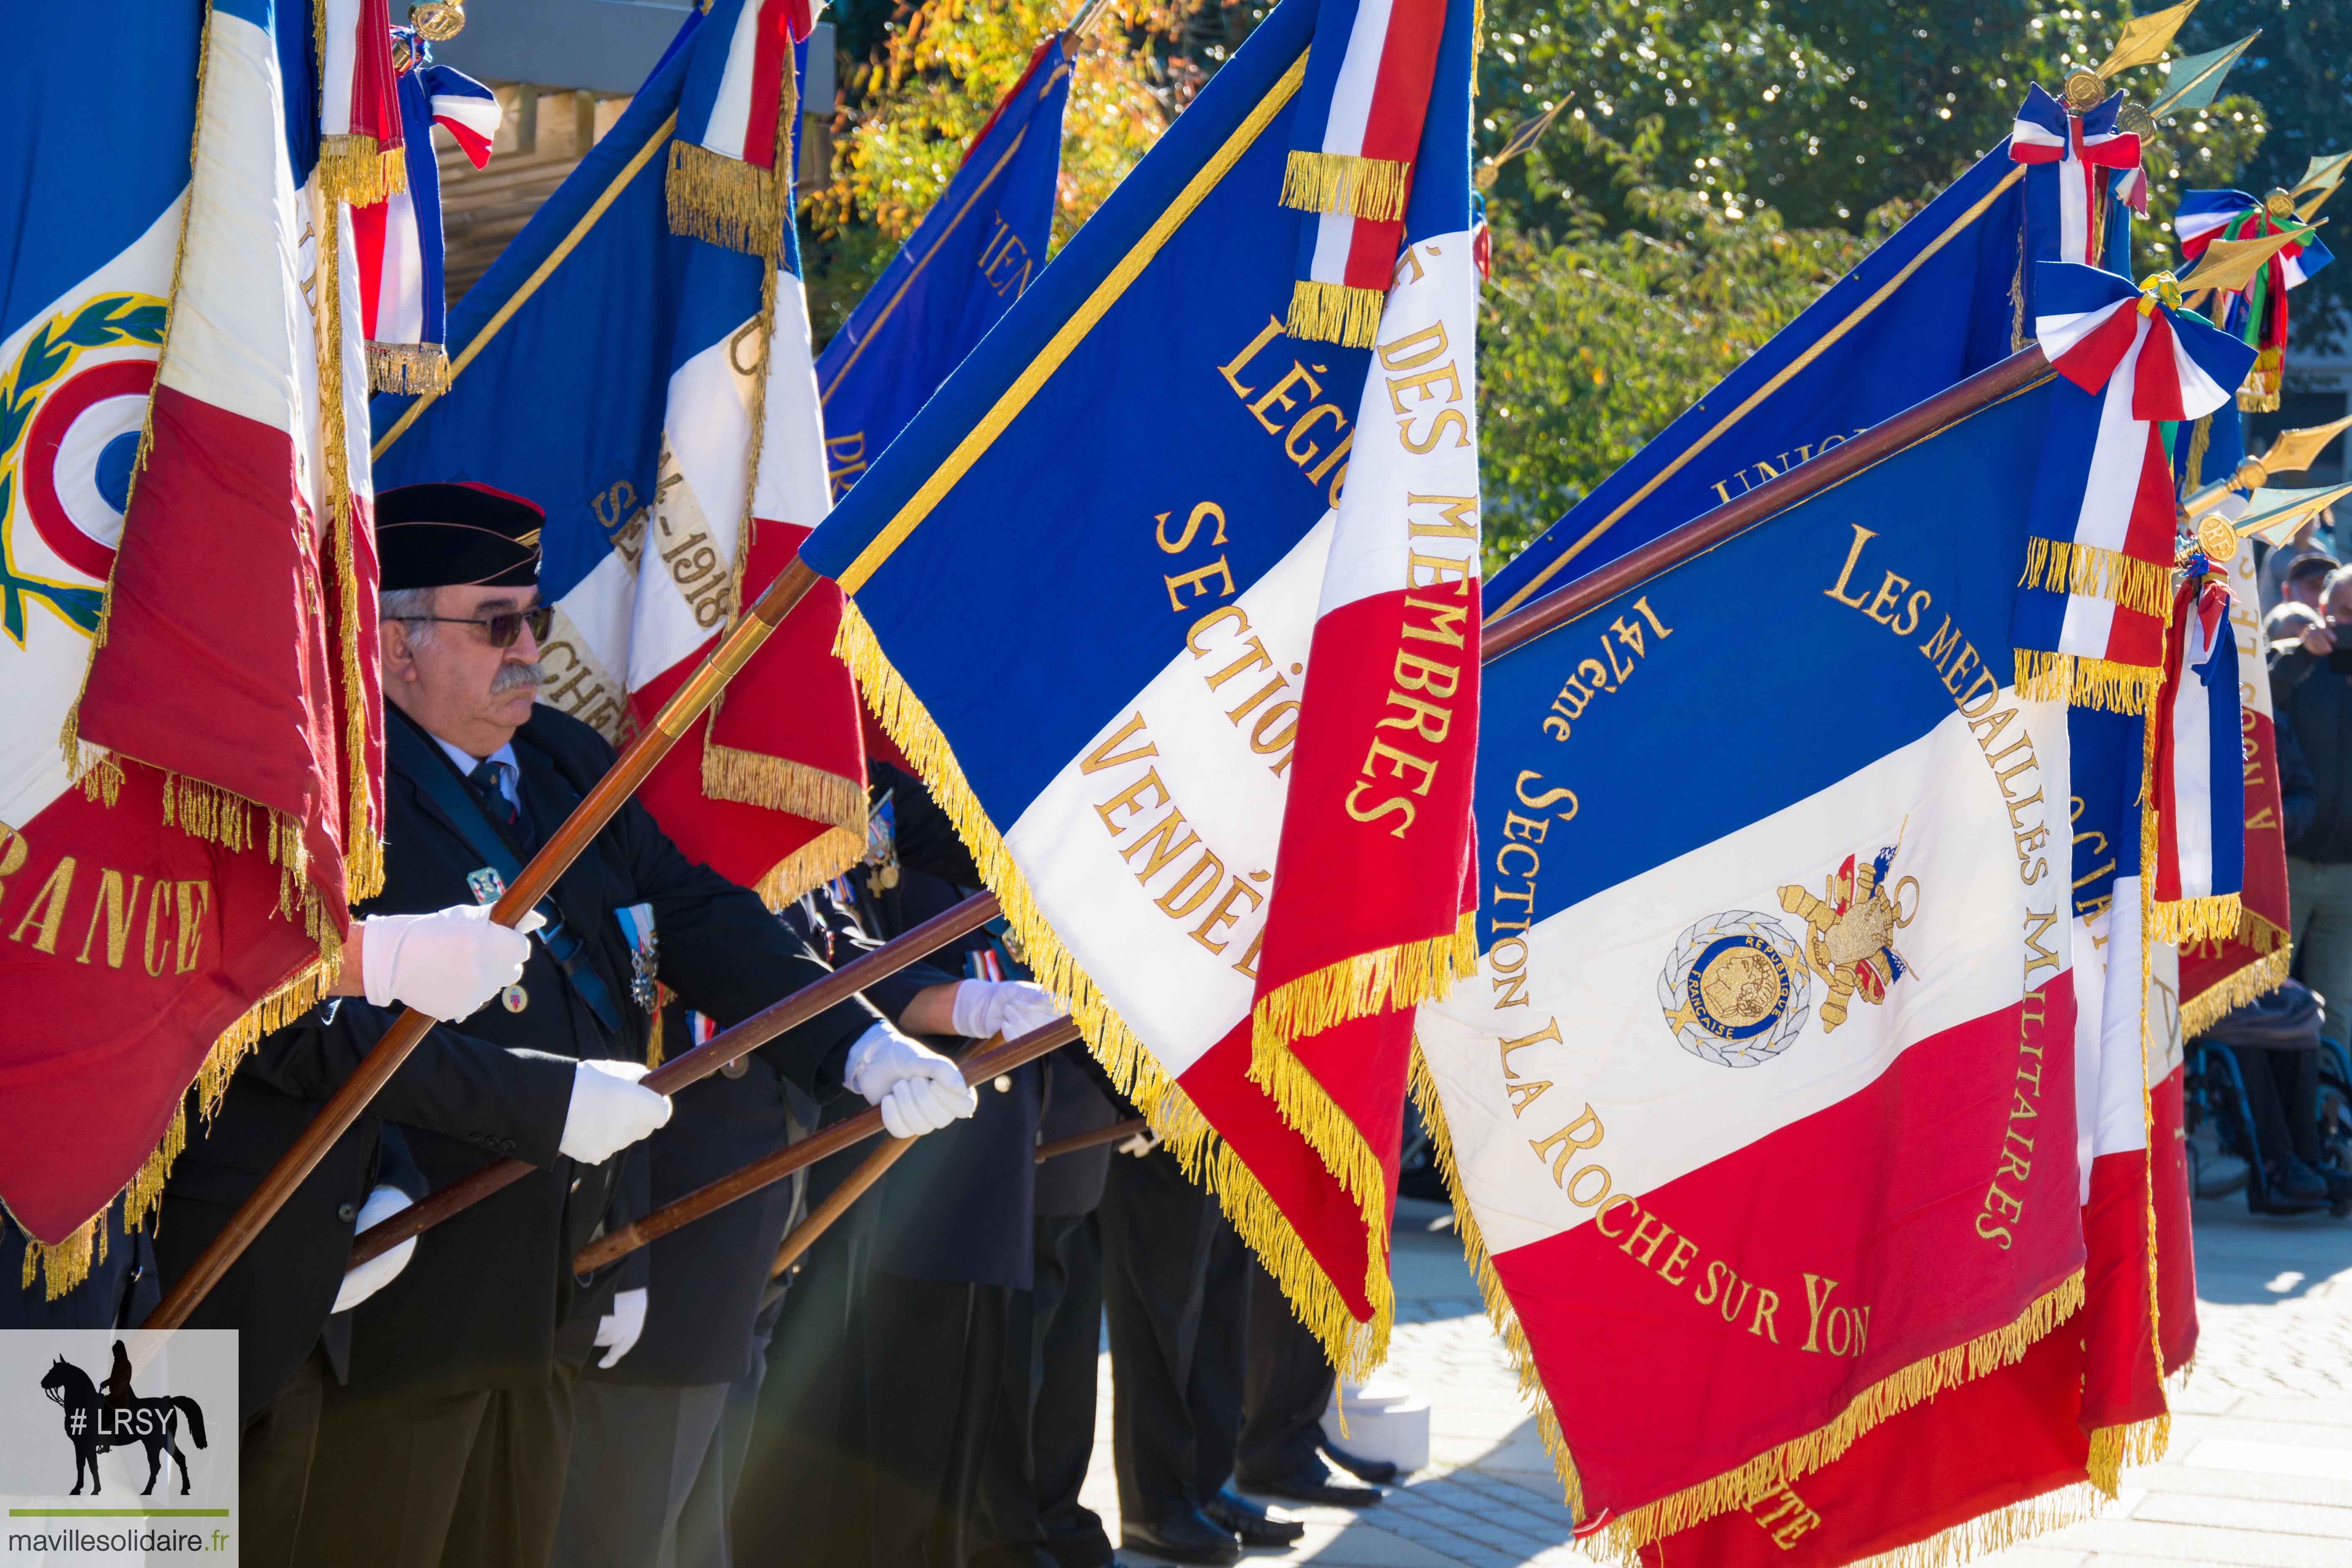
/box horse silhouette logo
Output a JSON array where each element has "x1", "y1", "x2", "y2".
[{"x1": 37, "y1": 1341, "x2": 208, "y2": 1496}]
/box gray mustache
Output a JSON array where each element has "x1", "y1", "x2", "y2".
[{"x1": 491, "y1": 661, "x2": 546, "y2": 695}]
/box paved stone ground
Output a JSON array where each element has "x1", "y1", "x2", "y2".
[{"x1": 1087, "y1": 1195, "x2": 2352, "y2": 1567}]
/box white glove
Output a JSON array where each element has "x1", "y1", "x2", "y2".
[
  {"x1": 594, "y1": 1286, "x2": 647, "y2": 1369},
  {"x1": 844, "y1": 1021, "x2": 977, "y2": 1138},
  {"x1": 559, "y1": 1059, "x2": 673, "y2": 1163},
  {"x1": 331, "y1": 1185, "x2": 417, "y2": 1314},
  {"x1": 360, "y1": 906, "x2": 545, "y2": 1020},
  {"x1": 948, "y1": 980, "x2": 1067, "y2": 1043}
]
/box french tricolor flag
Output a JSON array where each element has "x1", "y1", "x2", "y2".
[
  {"x1": 2012, "y1": 263, "x2": 2253, "y2": 714},
  {"x1": 2151, "y1": 577, "x2": 2246, "y2": 940},
  {"x1": 352, "y1": 29, "x2": 499, "y2": 393}
]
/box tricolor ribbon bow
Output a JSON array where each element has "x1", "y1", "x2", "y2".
[
  {"x1": 2150, "y1": 574, "x2": 2245, "y2": 942},
  {"x1": 2010, "y1": 82, "x2": 2144, "y2": 269},
  {"x1": 2012, "y1": 262, "x2": 2256, "y2": 714},
  {"x1": 2176, "y1": 188, "x2": 2335, "y2": 411},
  {"x1": 352, "y1": 28, "x2": 500, "y2": 394},
  {"x1": 669, "y1": 0, "x2": 820, "y2": 255},
  {"x1": 1279, "y1": 0, "x2": 1450, "y2": 345}
]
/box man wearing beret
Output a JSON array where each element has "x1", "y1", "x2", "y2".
[{"x1": 270, "y1": 482, "x2": 975, "y2": 1568}]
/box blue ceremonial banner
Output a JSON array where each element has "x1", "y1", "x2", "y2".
[
  {"x1": 797, "y1": 0, "x2": 1481, "y2": 1367},
  {"x1": 817, "y1": 33, "x2": 1072, "y2": 498},
  {"x1": 1484, "y1": 143, "x2": 2029, "y2": 619}
]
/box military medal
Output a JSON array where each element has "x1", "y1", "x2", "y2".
[
  {"x1": 615, "y1": 903, "x2": 660, "y2": 1012},
  {"x1": 467, "y1": 866, "x2": 507, "y2": 905},
  {"x1": 501, "y1": 983, "x2": 528, "y2": 1013}
]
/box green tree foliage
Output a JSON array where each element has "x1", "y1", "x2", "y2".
[{"x1": 1472, "y1": 0, "x2": 2275, "y2": 566}]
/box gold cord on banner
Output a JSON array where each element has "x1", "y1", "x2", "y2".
[
  {"x1": 315, "y1": 201, "x2": 387, "y2": 905},
  {"x1": 835, "y1": 600, "x2": 1391, "y2": 1377}
]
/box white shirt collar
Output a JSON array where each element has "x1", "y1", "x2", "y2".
[{"x1": 435, "y1": 736, "x2": 521, "y2": 808}]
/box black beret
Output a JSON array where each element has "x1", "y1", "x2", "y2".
[{"x1": 377, "y1": 481, "x2": 544, "y2": 591}]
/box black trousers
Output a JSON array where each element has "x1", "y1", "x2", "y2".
[
  {"x1": 1235, "y1": 1247, "x2": 1337, "y2": 1484},
  {"x1": 832, "y1": 1271, "x2": 1006, "y2": 1568},
  {"x1": 295, "y1": 1356, "x2": 584, "y2": 1568},
  {"x1": 1099, "y1": 1146, "x2": 1224, "y2": 1526},
  {"x1": 2234, "y1": 1044, "x2": 2324, "y2": 1171},
  {"x1": 974, "y1": 1214, "x2": 1113, "y2": 1568},
  {"x1": 731, "y1": 1193, "x2": 873, "y2": 1565},
  {"x1": 241, "y1": 1346, "x2": 328, "y2": 1568}
]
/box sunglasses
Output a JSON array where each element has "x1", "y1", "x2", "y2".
[{"x1": 394, "y1": 605, "x2": 555, "y2": 648}]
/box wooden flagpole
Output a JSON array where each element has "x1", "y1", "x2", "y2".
[{"x1": 146, "y1": 560, "x2": 825, "y2": 1331}]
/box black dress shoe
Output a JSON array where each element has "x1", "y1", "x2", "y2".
[
  {"x1": 1237, "y1": 1456, "x2": 1383, "y2": 1507},
  {"x1": 1121, "y1": 1509, "x2": 1242, "y2": 1566},
  {"x1": 1204, "y1": 1488, "x2": 1305, "y2": 1547},
  {"x1": 1321, "y1": 1440, "x2": 1400, "y2": 1485}
]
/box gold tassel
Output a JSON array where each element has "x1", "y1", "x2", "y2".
[
  {"x1": 2184, "y1": 415, "x2": 2213, "y2": 493},
  {"x1": 317, "y1": 135, "x2": 410, "y2": 206},
  {"x1": 2180, "y1": 946, "x2": 2290, "y2": 1039},
  {"x1": 2147, "y1": 891, "x2": 2245, "y2": 946},
  {"x1": 2017, "y1": 537, "x2": 2177, "y2": 620},
  {"x1": 2237, "y1": 345, "x2": 2283, "y2": 412},
  {"x1": 2012, "y1": 649, "x2": 2164, "y2": 715},
  {"x1": 667, "y1": 140, "x2": 784, "y2": 257},
  {"x1": 646, "y1": 983, "x2": 669, "y2": 1069},
  {"x1": 834, "y1": 599, "x2": 1391, "y2": 1378},
  {"x1": 367, "y1": 341, "x2": 452, "y2": 396},
  {"x1": 1279, "y1": 150, "x2": 1412, "y2": 220},
  {"x1": 1286, "y1": 279, "x2": 1386, "y2": 347}
]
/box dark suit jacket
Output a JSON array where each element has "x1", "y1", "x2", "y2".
[
  {"x1": 600, "y1": 883, "x2": 959, "y2": 1387},
  {"x1": 153, "y1": 996, "x2": 580, "y2": 1415}
]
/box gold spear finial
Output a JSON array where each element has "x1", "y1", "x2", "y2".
[
  {"x1": 2293, "y1": 151, "x2": 2352, "y2": 221},
  {"x1": 2177, "y1": 223, "x2": 2309, "y2": 297},
  {"x1": 2225, "y1": 483, "x2": 2352, "y2": 546},
  {"x1": 2252, "y1": 414, "x2": 2352, "y2": 485},
  {"x1": 2097, "y1": 0, "x2": 2201, "y2": 80}
]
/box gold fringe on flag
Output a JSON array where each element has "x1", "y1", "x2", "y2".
[
  {"x1": 1838, "y1": 1484, "x2": 2109, "y2": 1568},
  {"x1": 1407, "y1": 1043, "x2": 2089, "y2": 1552},
  {"x1": 2147, "y1": 891, "x2": 2245, "y2": 946},
  {"x1": 1250, "y1": 914, "x2": 1476, "y2": 1060},
  {"x1": 751, "y1": 825, "x2": 866, "y2": 911},
  {"x1": 317, "y1": 135, "x2": 409, "y2": 207},
  {"x1": 835, "y1": 599, "x2": 1390, "y2": 1377},
  {"x1": 1286, "y1": 279, "x2": 1386, "y2": 347},
  {"x1": 368, "y1": 341, "x2": 452, "y2": 396},
  {"x1": 2018, "y1": 537, "x2": 2177, "y2": 620},
  {"x1": 2180, "y1": 943, "x2": 2290, "y2": 1039},
  {"x1": 667, "y1": 140, "x2": 785, "y2": 257},
  {"x1": 703, "y1": 744, "x2": 869, "y2": 907},
  {"x1": 1279, "y1": 150, "x2": 1412, "y2": 220},
  {"x1": 18, "y1": 1214, "x2": 104, "y2": 1301},
  {"x1": 2013, "y1": 649, "x2": 2164, "y2": 715},
  {"x1": 2087, "y1": 1414, "x2": 2171, "y2": 1498},
  {"x1": 2238, "y1": 346, "x2": 2282, "y2": 412}
]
